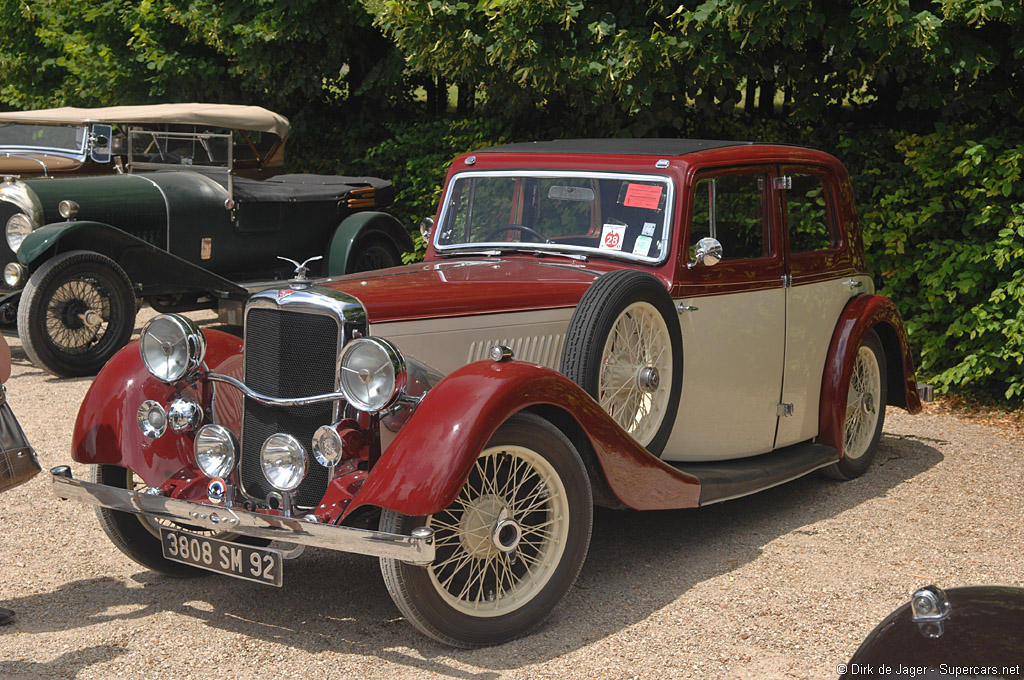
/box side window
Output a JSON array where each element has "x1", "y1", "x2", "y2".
[
  {"x1": 786, "y1": 173, "x2": 836, "y2": 253},
  {"x1": 690, "y1": 172, "x2": 770, "y2": 260}
]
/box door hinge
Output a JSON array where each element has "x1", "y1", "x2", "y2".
[
  {"x1": 782, "y1": 273, "x2": 793, "y2": 288},
  {"x1": 777, "y1": 403, "x2": 795, "y2": 417},
  {"x1": 774, "y1": 176, "x2": 792, "y2": 190}
]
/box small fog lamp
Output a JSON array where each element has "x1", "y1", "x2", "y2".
[
  {"x1": 140, "y1": 314, "x2": 206, "y2": 383},
  {"x1": 260, "y1": 434, "x2": 308, "y2": 492},
  {"x1": 6, "y1": 213, "x2": 33, "y2": 252},
  {"x1": 137, "y1": 400, "x2": 167, "y2": 439},
  {"x1": 194, "y1": 424, "x2": 237, "y2": 479},
  {"x1": 312, "y1": 425, "x2": 344, "y2": 467},
  {"x1": 338, "y1": 338, "x2": 406, "y2": 412}
]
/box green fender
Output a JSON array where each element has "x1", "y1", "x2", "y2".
[
  {"x1": 323, "y1": 211, "x2": 413, "y2": 276},
  {"x1": 17, "y1": 221, "x2": 248, "y2": 300}
]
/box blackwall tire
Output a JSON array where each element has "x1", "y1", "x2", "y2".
[
  {"x1": 379, "y1": 412, "x2": 593, "y2": 648},
  {"x1": 17, "y1": 250, "x2": 136, "y2": 377},
  {"x1": 560, "y1": 269, "x2": 682, "y2": 455},
  {"x1": 823, "y1": 329, "x2": 888, "y2": 480},
  {"x1": 91, "y1": 465, "x2": 207, "y2": 578}
]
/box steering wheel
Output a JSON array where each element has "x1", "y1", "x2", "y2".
[{"x1": 484, "y1": 224, "x2": 551, "y2": 243}]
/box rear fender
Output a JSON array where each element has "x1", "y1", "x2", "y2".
[
  {"x1": 323, "y1": 211, "x2": 413, "y2": 275},
  {"x1": 819, "y1": 294, "x2": 922, "y2": 457},
  {"x1": 72, "y1": 329, "x2": 243, "y2": 488},
  {"x1": 18, "y1": 221, "x2": 248, "y2": 300},
  {"x1": 344, "y1": 360, "x2": 701, "y2": 519}
]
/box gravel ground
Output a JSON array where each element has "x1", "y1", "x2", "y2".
[{"x1": 1, "y1": 309, "x2": 1022, "y2": 679}]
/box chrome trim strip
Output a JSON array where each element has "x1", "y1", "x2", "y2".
[{"x1": 51, "y1": 468, "x2": 434, "y2": 565}]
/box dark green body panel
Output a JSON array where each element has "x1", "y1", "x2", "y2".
[{"x1": 325, "y1": 211, "x2": 414, "y2": 275}]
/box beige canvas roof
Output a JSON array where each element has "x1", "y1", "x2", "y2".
[{"x1": 0, "y1": 103, "x2": 290, "y2": 139}]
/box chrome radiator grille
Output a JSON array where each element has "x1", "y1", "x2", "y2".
[{"x1": 240, "y1": 307, "x2": 340, "y2": 508}]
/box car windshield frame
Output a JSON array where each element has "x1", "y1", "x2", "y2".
[
  {"x1": 0, "y1": 123, "x2": 88, "y2": 155},
  {"x1": 433, "y1": 170, "x2": 675, "y2": 265}
]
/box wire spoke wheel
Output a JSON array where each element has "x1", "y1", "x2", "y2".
[
  {"x1": 598, "y1": 301, "x2": 673, "y2": 447},
  {"x1": 560, "y1": 269, "x2": 683, "y2": 456},
  {"x1": 844, "y1": 345, "x2": 882, "y2": 460},
  {"x1": 427, "y1": 444, "x2": 570, "y2": 616},
  {"x1": 18, "y1": 250, "x2": 136, "y2": 377},
  {"x1": 379, "y1": 413, "x2": 592, "y2": 647},
  {"x1": 824, "y1": 329, "x2": 888, "y2": 480}
]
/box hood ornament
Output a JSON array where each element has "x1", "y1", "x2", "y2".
[{"x1": 278, "y1": 255, "x2": 323, "y2": 288}]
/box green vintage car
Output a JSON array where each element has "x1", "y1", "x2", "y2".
[{"x1": 0, "y1": 104, "x2": 412, "y2": 377}]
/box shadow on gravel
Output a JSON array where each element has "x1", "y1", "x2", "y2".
[
  {"x1": 6, "y1": 428, "x2": 941, "y2": 677},
  {"x1": 0, "y1": 645, "x2": 126, "y2": 680}
]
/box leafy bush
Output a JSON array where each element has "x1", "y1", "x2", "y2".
[
  {"x1": 354, "y1": 117, "x2": 510, "y2": 261},
  {"x1": 845, "y1": 126, "x2": 1024, "y2": 402}
]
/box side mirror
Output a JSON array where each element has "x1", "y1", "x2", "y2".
[
  {"x1": 419, "y1": 217, "x2": 434, "y2": 240},
  {"x1": 89, "y1": 124, "x2": 113, "y2": 163},
  {"x1": 687, "y1": 237, "x2": 723, "y2": 269}
]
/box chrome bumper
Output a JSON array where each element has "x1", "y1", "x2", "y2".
[{"x1": 50, "y1": 467, "x2": 434, "y2": 566}]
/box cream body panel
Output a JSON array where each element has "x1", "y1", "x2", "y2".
[
  {"x1": 663, "y1": 287, "x2": 786, "y2": 462},
  {"x1": 370, "y1": 307, "x2": 575, "y2": 376},
  {"x1": 774, "y1": 274, "x2": 872, "y2": 448}
]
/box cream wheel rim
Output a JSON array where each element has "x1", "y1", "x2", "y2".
[
  {"x1": 598, "y1": 301, "x2": 673, "y2": 447},
  {"x1": 844, "y1": 345, "x2": 882, "y2": 460},
  {"x1": 426, "y1": 445, "x2": 570, "y2": 617}
]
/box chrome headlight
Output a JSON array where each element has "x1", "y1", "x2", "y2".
[
  {"x1": 6, "y1": 213, "x2": 34, "y2": 252},
  {"x1": 260, "y1": 434, "x2": 308, "y2": 492},
  {"x1": 140, "y1": 314, "x2": 206, "y2": 383},
  {"x1": 339, "y1": 337, "x2": 407, "y2": 412},
  {"x1": 194, "y1": 424, "x2": 237, "y2": 479}
]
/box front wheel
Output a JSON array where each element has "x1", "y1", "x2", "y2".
[
  {"x1": 17, "y1": 250, "x2": 137, "y2": 377},
  {"x1": 380, "y1": 413, "x2": 593, "y2": 647},
  {"x1": 823, "y1": 329, "x2": 887, "y2": 480}
]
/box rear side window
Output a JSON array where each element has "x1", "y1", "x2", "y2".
[{"x1": 786, "y1": 173, "x2": 836, "y2": 253}]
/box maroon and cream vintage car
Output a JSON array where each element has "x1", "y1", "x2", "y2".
[{"x1": 51, "y1": 139, "x2": 926, "y2": 647}]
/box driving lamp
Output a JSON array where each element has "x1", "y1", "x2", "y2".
[
  {"x1": 194, "y1": 424, "x2": 237, "y2": 479},
  {"x1": 140, "y1": 314, "x2": 206, "y2": 383},
  {"x1": 3, "y1": 263, "x2": 24, "y2": 288},
  {"x1": 5, "y1": 213, "x2": 33, "y2": 252},
  {"x1": 312, "y1": 425, "x2": 344, "y2": 467},
  {"x1": 58, "y1": 200, "x2": 80, "y2": 219},
  {"x1": 260, "y1": 434, "x2": 308, "y2": 492},
  {"x1": 338, "y1": 337, "x2": 406, "y2": 412},
  {"x1": 137, "y1": 400, "x2": 167, "y2": 439}
]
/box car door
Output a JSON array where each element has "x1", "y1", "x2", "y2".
[
  {"x1": 663, "y1": 167, "x2": 787, "y2": 462},
  {"x1": 775, "y1": 165, "x2": 869, "y2": 449}
]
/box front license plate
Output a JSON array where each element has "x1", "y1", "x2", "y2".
[{"x1": 160, "y1": 527, "x2": 283, "y2": 587}]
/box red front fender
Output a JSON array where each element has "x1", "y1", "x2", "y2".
[
  {"x1": 344, "y1": 360, "x2": 701, "y2": 519},
  {"x1": 819, "y1": 294, "x2": 923, "y2": 458},
  {"x1": 71, "y1": 329, "x2": 243, "y2": 488}
]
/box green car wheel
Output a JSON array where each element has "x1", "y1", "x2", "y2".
[{"x1": 17, "y1": 250, "x2": 137, "y2": 377}]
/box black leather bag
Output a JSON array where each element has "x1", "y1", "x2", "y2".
[{"x1": 0, "y1": 391, "x2": 39, "y2": 493}]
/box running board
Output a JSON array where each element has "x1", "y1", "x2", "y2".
[{"x1": 670, "y1": 442, "x2": 840, "y2": 506}]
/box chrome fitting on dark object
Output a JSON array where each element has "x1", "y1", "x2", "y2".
[{"x1": 911, "y1": 584, "x2": 951, "y2": 639}]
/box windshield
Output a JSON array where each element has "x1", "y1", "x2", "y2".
[
  {"x1": 434, "y1": 171, "x2": 673, "y2": 263},
  {"x1": 0, "y1": 123, "x2": 87, "y2": 154}
]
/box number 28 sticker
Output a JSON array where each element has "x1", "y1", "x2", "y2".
[{"x1": 600, "y1": 223, "x2": 626, "y2": 251}]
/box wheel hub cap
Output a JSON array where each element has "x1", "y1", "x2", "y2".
[
  {"x1": 491, "y1": 508, "x2": 522, "y2": 554},
  {"x1": 861, "y1": 392, "x2": 875, "y2": 415},
  {"x1": 80, "y1": 309, "x2": 102, "y2": 328},
  {"x1": 637, "y1": 366, "x2": 660, "y2": 393}
]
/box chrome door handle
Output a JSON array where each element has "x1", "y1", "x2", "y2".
[
  {"x1": 843, "y1": 279, "x2": 863, "y2": 289},
  {"x1": 677, "y1": 303, "x2": 699, "y2": 313}
]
